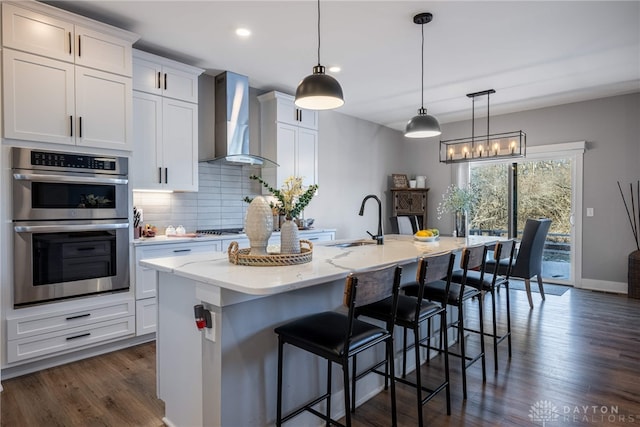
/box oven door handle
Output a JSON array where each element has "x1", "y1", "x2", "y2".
[
  {"x1": 14, "y1": 223, "x2": 129, "y2": 233},
  {"x1": 13, "y1": 173, "x2": 128, "y2": 185}
]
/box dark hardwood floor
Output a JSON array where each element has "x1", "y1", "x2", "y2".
[{"x1": 1, "y1": 285, "x2": 639, "y2": 426}]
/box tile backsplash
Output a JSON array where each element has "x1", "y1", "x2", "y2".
[{"x1": 133, "y1": 163, "x2": 262, "y2": 233}]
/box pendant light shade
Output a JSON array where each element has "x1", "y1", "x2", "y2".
[
  {"x1": 294, "y1": 0, "x2": 344, "y2": 110},
  {"x1": 405, "y1": 107, "x2": 441, "y2": 138},
  {"x1": 405, "y1": 12, "x2": 441, "y2": 138},
  {"x1": 295, "y1": 65, "x2": 344, "y2": 110}
]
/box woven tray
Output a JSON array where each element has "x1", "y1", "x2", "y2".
[{"x1": 228, "y1": 240, "x2": 313, "y2": 266}]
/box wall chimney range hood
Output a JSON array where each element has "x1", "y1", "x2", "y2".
[{"x1": 205, "y1": 71, "x2": 277, "y2": 167}]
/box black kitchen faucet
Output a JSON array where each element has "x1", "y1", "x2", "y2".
[{"x1": 359, "y1": 194, "x2": 384, "y2": 245}]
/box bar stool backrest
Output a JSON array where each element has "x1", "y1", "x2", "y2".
[
  {"x1": 460, "y1": 244, "x2": 489, "y2": 286},
  {"x1": 343, "y1": 265, "x2": 402, "y2": 352},
  {"x1": 494, "y1": 239, "x2": 516, "y2": 280},
  {"x1": 414, "y1": 252, "x2": 456, "y2": 318}
]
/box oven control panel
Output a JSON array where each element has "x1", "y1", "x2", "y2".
[
  {"x1": 12, "y1": 147, "x2": 127, "y2": 176},
  {"x1": 31, "y1": 151, "x2": 117, "y2": 171}
]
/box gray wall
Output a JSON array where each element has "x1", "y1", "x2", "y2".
[{"x1": 403, "y1": 92, "x2": 640, "y2": 284}]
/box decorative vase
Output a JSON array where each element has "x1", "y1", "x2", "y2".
[
  {"x1": 245, "y1": 196, "x2": 273, "y2": 255},
  {"x1": 629, "y1": 250, "x2": 640, "y2": 299},
  {"x1": 280, "y1": 218, "x2": 300, "y2": 254},
  {"x1": 455, "y1": 210, "x2": 467, "y2": 238}
]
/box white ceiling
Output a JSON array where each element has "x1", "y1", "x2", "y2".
[{"x1": 47, "y1": 0, "x2": 640, "y2": 131}]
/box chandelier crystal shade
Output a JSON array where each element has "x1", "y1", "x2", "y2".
[
  {"x1": 294, "y1": 0, "x2": 344, "y2": 110},
  {"x1": 439, "y1": 89, "x2": 526, "y2": 163},
  {"x1": 405, "y1": 12, "x2": 441, "y2": 138}
]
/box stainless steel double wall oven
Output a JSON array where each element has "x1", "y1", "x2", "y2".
[{"x1": 12, "y1": 148, "x2": 130, "y2": 306}]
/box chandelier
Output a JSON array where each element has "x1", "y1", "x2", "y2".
[{"x1": 439, "y1": 89, "x2": 526, "y2": 163}]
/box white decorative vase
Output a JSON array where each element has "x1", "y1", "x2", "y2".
[
  {"x1": 245, "y1": 196, "x2": 273, "y2": 255},
  {"x1": 280, "y1": 218, "x2": 300, "y2": 254}
]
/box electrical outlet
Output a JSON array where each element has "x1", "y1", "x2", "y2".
[{"x1": 587, "y1": 208, "x2": 594, "y2": 217}]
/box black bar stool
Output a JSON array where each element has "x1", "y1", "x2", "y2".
[
  {"x1": 274, "y1": 264, "x2": 402, "y2": 427},
  {"x1": 355, "y1": 253, "x2": 455, "y2": 427},
  {"x1": 452, "y1": 239, "x2": 516, "y2": 371},
  {"x1": 405, "y1": 244, "x2": 488, "y2": 399}
]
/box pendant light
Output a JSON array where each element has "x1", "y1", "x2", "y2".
[
  {"x1": 405, "y1": 12, "x2": 441, "y2": 138},
  {"x1": 439, "y1": 89, "x2": 526, "y2": 163},
  {"x1": 294, "y1": 0, "x2": 344, "y2": 110}
]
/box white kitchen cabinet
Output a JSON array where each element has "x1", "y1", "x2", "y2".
[
  {"x1": 258, "y1": 91, "x2": 319, "y2": 191},
  {"x1": 132, "y1": 92, "x2": 199, "y2": 191},
  {"x1": 269, "y1": 91, "x2": 318, "y2": 130},
  {"x1": 133, "y1": 50, "x2": 199, "y2": 103},
  {"x1": 5, "y1": 296, "x2": 135, "y2": 363},
  {"x1": 74, "y1": 65, "x2": 132, "y2": 150},
  {"x1": 2, "y1": 49, "x2": 132, "y2": 150},
  {"x1": 2, "y1": 49, "x2": 75, "y2": 145},
  {"x1": 132, "y1": 51, "x2": 202, "y2": 191},
  {"x1": 133, "y1": 240, "x2": 221, "y2": 335},
  {"x1": 2, "y1": 2, "x2": 134, "y2": 76},
  {"x1": 1, "y1": 2, "x2": 138, "y2": 149}
]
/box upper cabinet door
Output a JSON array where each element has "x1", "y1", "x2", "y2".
[
  {"x1": 3, "y1": 49, "x2": 75, "y2": 145},
  {"x1": 132, "y1": 57, "x2": 163, "y2": 96},
  {"x1": 162, "y1": 65, "x2": 199, "y2": 103},
  {"x1": 74, "y1": 25, "x2": 133, "y2": 77},
  {"x1": 275, "y1": 95, "x2": 318, "y2": 130},
  {"x1": 2, "y1": 3, "x2": 74, "y2": 63},
  {"x1": 75, "y1": 66, "x2": 133, "y2": 151},
  {"x1": 162, "y1": 98, "x2": 198, "y2": 191}
]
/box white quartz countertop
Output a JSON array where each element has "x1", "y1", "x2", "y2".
[
  {"x1": 140, "y1": 235, "x2": 495, "y2": 296},
  {"x1": 132, "y1": 228, "x2": 336, "y2": 246}
]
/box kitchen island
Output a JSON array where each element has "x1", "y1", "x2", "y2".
[{"x1": 141, "y1": 235, "x2": 488, "y2": 427}]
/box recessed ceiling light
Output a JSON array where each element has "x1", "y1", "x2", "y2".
[
  {"x1": 235, "y1": 28, "x2": 251, "y2": 37},
  {"x1": 328, "y1": 66, "x2": 341, "y2": 73}
]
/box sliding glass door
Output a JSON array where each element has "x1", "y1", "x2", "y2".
[{"x1": 467, "y1": 143, "x2": 584, "y2": 286}]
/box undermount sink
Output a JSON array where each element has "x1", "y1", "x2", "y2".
[{"x1": 328, "y1": 239, "x2": 377, "y2": 248}]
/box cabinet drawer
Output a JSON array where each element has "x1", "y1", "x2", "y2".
[
  {"x1": 7, "y1": 316, "x2": 135, "y2": 363},
  {"x1": 7, "y1": 298, "x2": 135, "y2": 340}
]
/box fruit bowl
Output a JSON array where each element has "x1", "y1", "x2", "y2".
[{"x1": 414, "y1": 229, "x2": 440, "y2": 242}]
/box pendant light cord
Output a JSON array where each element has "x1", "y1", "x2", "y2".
[
  {"x1": 316, "y1": 0, "x2": 321, "y2": 66},
  {"x1": 420, "y1": 21, "x2": 425, "y2": 109}
]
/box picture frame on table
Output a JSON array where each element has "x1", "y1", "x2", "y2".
[{"x1": 392, "y1": 174, "x2": 409, "y2": 188}]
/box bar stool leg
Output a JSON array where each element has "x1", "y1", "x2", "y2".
[
  {"x1": 478, "y1": 295, "x2": 487, "y2": 382},
  {"x1": 276, "y1": 338, "x2": 284, "y2": 427},
  {"x1": 458, "y1": 306, "x2": 468, "y2": 399},
  {"x1": 413, "y1": 324, "x2": 424, "y2": 427},
  {"x1": 506, "y1": 282, "x2": 513, "y2": 357},
  {"x1": 326, "y1": 360, "x2": 332, "y2": 427},
  {"x1": 491, "y1": 288, "x2": 499, "y2": 371},
  {"x1": 341, "y1": 359, "x2": 352, "y2": 427},
  {"x1": 441, "y1": 309, "x2": 451, "y2": 415},
  {"x1": 387, "y1": 336, "x2": 398, "y2": 427}
]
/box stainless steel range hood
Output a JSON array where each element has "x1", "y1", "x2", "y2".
[{"x1": 205, "y1": 71, "x2": 277, "y2": 167}]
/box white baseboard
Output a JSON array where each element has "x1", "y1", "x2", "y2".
[{"x1": 578, "y1": 279, "x2": 627, "y2": 294}]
